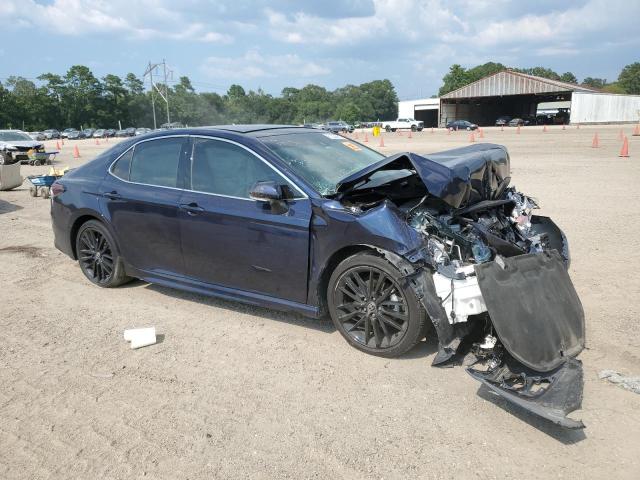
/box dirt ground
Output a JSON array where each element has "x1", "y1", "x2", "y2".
[{"x1": 1, "y1": 125, "x2": 639, "y2": 479}]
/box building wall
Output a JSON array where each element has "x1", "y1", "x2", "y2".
[
  {"x1": 570, "y1": 92, "x2": 640, "y2": 124},
  {"x1": 398, "y1": 98, "x2": 439, "y2": 119}
]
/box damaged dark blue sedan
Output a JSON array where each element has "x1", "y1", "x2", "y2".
[{"x1": 50, "y1": 126, "x2": 585, "y2": 428}]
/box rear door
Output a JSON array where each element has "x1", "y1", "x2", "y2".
[
  {"x1": 99, "y1": 136, "x2": 189, "y2": 275},
  {"x1": 178, "y1": 136, "x2": 312, "y2": 304}
]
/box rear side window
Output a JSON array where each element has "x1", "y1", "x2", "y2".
[
  {"x1": 129, "y1": 137, "x2": 184, "y2": 188},
  {"x1": 111, "y1": 148, "x2": 133, "y2": 180},
  {"x1": 190, "y1": 138, "x2": 295, "y2": 198}
]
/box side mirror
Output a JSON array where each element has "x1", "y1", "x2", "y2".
[{"x1": 249, "y1": 180, "x2": 284, "y2": 202}]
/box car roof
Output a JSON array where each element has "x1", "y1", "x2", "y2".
[{"x1": 190, "y1": 125, "x2": 311, "y2": 138}]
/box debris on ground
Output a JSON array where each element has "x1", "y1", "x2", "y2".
[
  {"x1": 124, "y1": 327, "x2": 157, "y2": 349},
  {"x1": 599, "y1": 370, "x2": 640, "y2": 394}
]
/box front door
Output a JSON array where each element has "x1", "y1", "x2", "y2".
[{"x1": 178, "y1": 137, "x2": 311, "y2": 304}]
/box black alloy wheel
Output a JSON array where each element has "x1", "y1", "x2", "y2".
[
  {"x1": 78, "y1": 227, "x2": 114, "y2": 284},
  {"x1": 75, "y1": 220, "x2": 130, "y2": 287},
  {"x1": 328, "y1": 253, "x2": 427, "y2": 357}
]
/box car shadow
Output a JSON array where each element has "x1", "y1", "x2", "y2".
[
  {"x1": 476, "y1": 385, "x2": 587, "y2": 443},
  {"x1": 135, "y1": 280, "x2": 441, "y2": 360},
  {"x1": 142, "y1": 281, "x2": 336, "y2": 334},
  {"x1": 0, "y1": 198, "x2": 23, "y2": 215}
]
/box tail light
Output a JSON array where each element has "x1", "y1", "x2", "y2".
[{"x1": 51, "y1": 181, "x2": 66, "y2": 198}]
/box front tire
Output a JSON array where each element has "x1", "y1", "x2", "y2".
[
  {"x1": 75, "y1": 220, "x2": 130, "y2": 288},
  {"x1": 327, "y1": 253, "x2": 427, "y2": 358}
]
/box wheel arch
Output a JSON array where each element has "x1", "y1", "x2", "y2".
[
  {"x1": 316, "y1": 244, "x2": 407, "y2": 317},
  {"x1": 69, "y1": 213, "x2": 121, "y2": 260}
]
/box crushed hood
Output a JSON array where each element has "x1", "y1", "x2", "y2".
[{"x1": 337, "y1": 143, "x2": 511, "y2": 209}]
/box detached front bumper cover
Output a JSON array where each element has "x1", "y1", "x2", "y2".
[{"x1": 468, "y1": 357, "x2": 584, "y2": 429}]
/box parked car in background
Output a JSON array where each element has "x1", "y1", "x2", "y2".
[
  {"x1": 382, "y1": 118, "x2": 424, "y2": 132},
  {"x1": 61, "y1": 128, "x2": 77, "y2": 139},
  {"x1": 105, "y1": 129, "x2": 117, "y2": 137},
  {"x1": 67, "y1": 130, "x2": 83, "y2": 140},
  {"x1": 324, "y1": 121, "x2": 353, "y2": 133},
  {"x1": 495, "y1": 116, "x2": 511, "y2": 126},
  {"x1": 83, "y1": 128, "x2": 95, "y2": 138},
  {"x1": 508, "y1": 117, "x2": 532, "y2": 127},
  {"x1": 0, "y1": 130, "x2": 45, "y2": 165},
  {"x1": 28, "y1": 132, "x2": 46, "y2": 141},
  {"x1": 93, "y1": 129, "x2": 107, "y2": 138},
  {"x1": 43, "y1": 129, "x2": 61, "y2": 139},
  {"x1": 446, "y1": 120, "x2": 478, "y2": 131},
  {"x1": 135, "y1": 128, "x2": 152, "y2": 136},
  {"x1": 160, "y1": 122, "x2": 184, "y2": 129},
  {"x1": 49, "y1": 125, "x2": 585, "y2": 429}
]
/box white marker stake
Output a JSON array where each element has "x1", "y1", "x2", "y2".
[{"x1": 123, "y1": 327, "x2": 157, "y2": 349}]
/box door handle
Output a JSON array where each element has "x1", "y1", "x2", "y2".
[
  {"x1": 104, "y1": 191, "x2": 122, "y2": 200},
  {"x1": 179, "y1": 202, "x2": 204, "y2": 215}
]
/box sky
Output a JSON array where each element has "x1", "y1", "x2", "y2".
[{"x1": 1, "y1": 0, "x2": 638, "y2": 99}]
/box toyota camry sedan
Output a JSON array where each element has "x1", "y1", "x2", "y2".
[{"x1": 50, "y1": 125, "x2": 585, "y2": 428}]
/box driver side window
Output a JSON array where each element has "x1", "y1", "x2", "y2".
[{"x1": 190, "y1": 138, "x2": 297, "y2": 199}]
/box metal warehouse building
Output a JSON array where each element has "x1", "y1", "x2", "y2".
[{"x1": 432, "y1": 70, "x2": 640, "y2": 127}]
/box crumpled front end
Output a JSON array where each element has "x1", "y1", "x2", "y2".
[{"x1": 336, "y1": 144, "x2": 586, "y2": 428}]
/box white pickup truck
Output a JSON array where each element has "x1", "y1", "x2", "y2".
[{"x1": 382, "y1": 118, "x2": 424, "y2": 132}]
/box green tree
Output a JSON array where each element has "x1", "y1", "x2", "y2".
[
  {"x1": 438, "y1": 64, "x2": 469, "y2": 96},
  {"x1": 560, "y1": 72, "x2": 578, "y2": 84},
  {"x1": 618, "y1": 62, "x2": 640, "y2": 94},
  {"x1": 582, "y1": 77, "x2": 607, "y2": 89}
]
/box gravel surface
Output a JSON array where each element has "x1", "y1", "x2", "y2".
[{"x1": 1, "y1": 126, "x2": 639, "y2": 479}]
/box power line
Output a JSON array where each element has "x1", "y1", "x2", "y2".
[{"x1": 143, "y1": 60, "x2": 173, "y2": 129}]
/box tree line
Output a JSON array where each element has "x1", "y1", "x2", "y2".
[
  {"x1": 0, "y1": 66, "x2": 399, "y2": 131},
  {"x1": 438, "y1": 62, "x2": 640, "y2": 96}
]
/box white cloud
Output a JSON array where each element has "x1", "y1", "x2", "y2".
[
  {"x1": 201, "y1": 50, "x2": 330, "y2": 80},
  {"x1": 0, "y1": 0, "x2": 233, "y2": 43}
]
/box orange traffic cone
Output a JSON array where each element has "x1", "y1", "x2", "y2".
[
  {"x1": 73, "y1": 145, "x2": 80, "y2": 158},
  {"x1": 517, "y1": 125, "x2": 521, "y2": 134},
  {"x1": 478, "y1": 128, "x2": 484, "y2": 139},
  {"x1": 364, "y1": 133, "x2": 369, "y2": 143},
  {"x1": 95, "y1": 139, "x2": 100, "y2": 145},
  {"x1": 543, "y1": 125, "x2": 548, "y2": 133},
  {"x1": 591, "y1": 133, "x2": 599, "y2": 148},
  {"x1": 56, "y1": 141, "x2": 61, "y2": 150},
  {"x1": 469, "y1": 133, "x2": 475, "y2": 143},
  {"x1": 633, "y1": 124, "x2": 640, "y2": 136},
  {"x1": 619, "y1": 137, "x2": 629, "y2": 157},
  {"x1": 379, "y1": 135, "x2": 385, "y2": 148}
]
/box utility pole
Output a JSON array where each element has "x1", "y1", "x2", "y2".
[{"x1": 143, "y1": 60, "x2": 173, "y2": 128}]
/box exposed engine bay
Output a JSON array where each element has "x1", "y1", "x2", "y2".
[{"x1": 334, "y1": 144, "x2": 585, "y2": 428}]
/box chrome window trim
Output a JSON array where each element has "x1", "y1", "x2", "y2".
[
  {"x1": 107, "y1": 134, "x2": 309, "y2": 201},
  {"x1": 188, "y1": 135, "x2": 308, "y2": 200}
]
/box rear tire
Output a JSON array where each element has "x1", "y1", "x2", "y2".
[
  {"x1": 75, "y1": 220, "x2": 131, "y2": 288},
  {"x1": 327, "y1": 253, "x2": 426, "y2": 358}
]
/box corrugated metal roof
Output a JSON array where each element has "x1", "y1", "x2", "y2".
[{"x1": 441, "y1": 70, "x2": 597, "y2": 99}]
